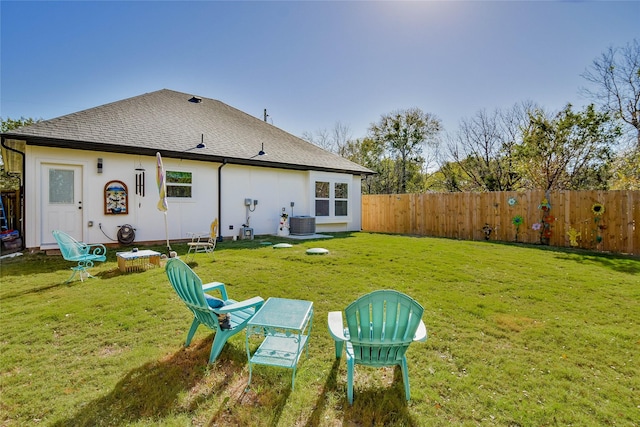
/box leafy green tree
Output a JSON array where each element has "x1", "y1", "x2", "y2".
[
  {"x1": 369, "y1": 108, "x2": 441, "y2": 193},
  {"x1": 1, "y1": 117, "x2": 38, "y2": 190},
  {"x1": 446, "y1": 104, "x2": 534, "y2": 191},
  {"x1": 609, "y1": 146, "x2": 640, "y2": 190},
  {"x1": 1, "y1": 117, "x2": 38, "y2": 133},
  {"x1": 337, "y1": 137, "x2": 386, "y2": 194},
  {"x1": 431, "y1": 161, "x2": 469, "y2": 192},
  {"x1": 516, "y1": 104, "x2": 621, "y2": 190}
]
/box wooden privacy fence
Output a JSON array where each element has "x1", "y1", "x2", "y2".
[{"x1": 362, "y1": 190, "x2": 640, "y2": 256}]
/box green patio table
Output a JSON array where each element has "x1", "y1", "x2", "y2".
[{"x1": 245, "y1": 297, "x2": 314, "y2": 390}]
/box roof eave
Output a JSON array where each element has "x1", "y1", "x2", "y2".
[{"x1": 3, "y1": 134, "x2": 375, "y2": 176}]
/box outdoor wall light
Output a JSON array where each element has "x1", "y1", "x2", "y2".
[
  {"x1": 197, "y1": 133, "x2": 206, "y2": 149},
  {"x1": 97, "y1": 158, "x2": 103, "y2": 173},
  {"x1": 185, "y1": 134, "x2": 207, "y2": 151},
  {"x1": 250, "y1": 143, "x2": 267, "y2": 159}
]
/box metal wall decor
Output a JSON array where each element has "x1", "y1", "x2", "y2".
[{"x1": 135, "y1": 170, "x2": 145, "y2": 196}]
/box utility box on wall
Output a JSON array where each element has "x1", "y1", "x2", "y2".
[{"x1": 240, "y1": 226, "x2": 254, "y2": 240}]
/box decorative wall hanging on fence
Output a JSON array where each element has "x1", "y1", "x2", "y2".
[
  {"x1": 567, "y1": 227, "x2": 581, "y2": 247},
  {"x1": 104, "y1": 180, "x2": 128, "y2": 214},
  {"x1": 535, "y1": 198, "x2": 554, "y2": 245},
  {"x1": 512, "y1": 215, "x2": 524, "y2": 242},
  {"x1": 482, "y1": 223, "x2": 493, "y2": 240},
  {"x1": 592, "y1": 202, "x2": 606, "y2": 244}
]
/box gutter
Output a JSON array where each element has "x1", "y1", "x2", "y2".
[
  {"x1": 217, "y1": 159, "x2": 227, "y2": 241},
  {"x1": 0, "y1": 136, "x2": 26, "y2": 249},
  {"x1": 3, "y1": 134, "x2": 375, "y2": 176}
]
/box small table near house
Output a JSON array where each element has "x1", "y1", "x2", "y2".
[
  {"x1": 116, "y1": 249, "x2": 161, "y2": 273},
  {"x1": 245, "y1": 297, "x2": 314, "y2": 391}
]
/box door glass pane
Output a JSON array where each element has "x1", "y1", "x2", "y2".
[{"x1": 49, "y1": 169, "x2": 74, "y2": 204}]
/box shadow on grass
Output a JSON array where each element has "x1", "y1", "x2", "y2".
[
  {"x1": 483, "y1": 239, "x2": 640, "y2": 273},
  {"x1": 51, "y1": 338, "x2": 246, "y2": 426},
  {"x1": 304, "y1": 359, "x2": 341, "y2": 427},
  {"x1": 0, "y1": 264, "x2": 120, "y2": 300},
  {"x1": 553, "y1": 251, "x2": 640, "y2": 274},
  {"x1": 0, "y1": 254, "x2": 74, "y2": 278},
  {"x1": 204, "y1": 370, "x2": 293, "y2": 427},
  {"x1": 0, "y1": 280, "x2": 75, "y2": 300},
  {"x1": 341, "y1": 366, "x2": 421, "y2": 427}
]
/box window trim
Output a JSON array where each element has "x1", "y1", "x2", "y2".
[
  {"x1": 166, "y1": 170, "x2": 193, "y2": 198},
  {"x1": 310, "y1": 173, "x2": 352, "y2": 222}
]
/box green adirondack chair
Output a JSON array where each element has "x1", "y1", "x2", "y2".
[
  {"x1": 327, "y1": 289, "x2": 427, "y2": 404},
  {"x1": 165, "y1": 258, "x2": 264, "y2": 363},
  {"x1": 52, "y1": 230, "x2": 107, "y2": 283}
]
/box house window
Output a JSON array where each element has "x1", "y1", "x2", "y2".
[
  {"x1": 314, "y1": 180, "x2": 349, "y2": 217},
  {"x1": 166, "y1": 171, "x2": 192, "y2": 198},
  {"x1": 315, "y1": 181, "x2": 330, "y2": 216},
  {"x1": 335, "y1": 182, "x2": 348, "y2": 216}
]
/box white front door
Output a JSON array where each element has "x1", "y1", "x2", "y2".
[{"x1": 41, "y1": 163, "x2": 83, "y2": 246}]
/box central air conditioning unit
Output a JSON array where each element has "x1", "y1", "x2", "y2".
[{"x1": 290, "y1": 216, "x2": 316, "y2": 235}]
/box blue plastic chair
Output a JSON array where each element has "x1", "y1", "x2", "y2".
[
  {"x1": 328, "y1": 290, "x2": 427, "y2": 404},
  {"x1": 165, "y1": 258, "x2": 264, "y2": 363},
  {"x1": 52, "y1": 230, "x2": 107, "y2": 283}
]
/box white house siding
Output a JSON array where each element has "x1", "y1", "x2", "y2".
[
  {"x1": 308, "y1": 171, "x2": 362, "y2": 233},
  {"x1": 219, "y1": 166, "x2": 362, "y2": 238},
  {"x1": 24, "y1": 146, "x2": 363, "y2": 249},
  {"x1": 25, "y1": 146, "x2": 217, "y2": 248}
]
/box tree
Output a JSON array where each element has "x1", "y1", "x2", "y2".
[
  {"x1": 1, "y1": 117, "x2": 38, "y2": 190},
  {"x1": 516, "y1": 104, "x2": 621, "y2": 190},
  {"x1": 431, "y1": 160, "x2": 468, "y2": 192},
  {"x1": 445, "y1": 103, "x2": 534, "y2": 192},
  {"x1": 1, "y1": 117, "x2": 38, "y2": 133},
  {"x1": 609, "y1": 146, "x2": 640, "y2": 190},
  {"x1": 581, "y1": 39, "x2": 640, "y2": 148},
  {"x1": 338, "y1": 137, "x2": 385, "y2": 194},
  {"x1": 369, "y1": 108, "x2": 441, "y2": 193},
  {"x1": 301, "y1": 121, "x2": 352, "y2": 154}
]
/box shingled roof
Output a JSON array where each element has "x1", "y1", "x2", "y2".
[{"x1": 3, "y1": 89, "x2": 373, "y2": 175}]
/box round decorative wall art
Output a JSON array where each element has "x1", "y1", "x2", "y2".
[{"x1": 591, "y1": 203, "x2": 605, "y2": 216}]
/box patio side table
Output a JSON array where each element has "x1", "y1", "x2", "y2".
[
  {"x1": 245, "y1": 297, "x2": 313, "y2": 390},
  {"x1": 116, "y1": 249, "x2": 161, "y2": 272}
]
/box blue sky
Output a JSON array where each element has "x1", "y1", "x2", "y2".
[{"x1": 1, "y1": 1, "x2": 638, "y2": 140}]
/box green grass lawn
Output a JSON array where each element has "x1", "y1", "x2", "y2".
[{"x1": 1, "y1": 232, "x2": 638, "y2": 426}]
